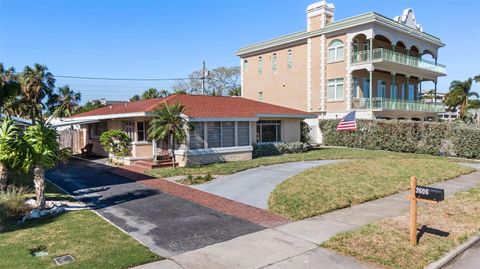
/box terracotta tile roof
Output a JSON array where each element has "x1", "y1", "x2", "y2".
[{"x1": 73, "y1": 94, "x2": 314, "y2": 119}]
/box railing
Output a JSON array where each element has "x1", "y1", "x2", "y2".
[
  {"x1": 352, "y1": 97, "x2": 445, "y2": 112},
  {"x1": 352, "y1": 48, "x2": 446, "y2": 74}
]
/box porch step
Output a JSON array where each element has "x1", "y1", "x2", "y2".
[{"x1": 134, "y1": 160, "x2": 178, "y2": 169}]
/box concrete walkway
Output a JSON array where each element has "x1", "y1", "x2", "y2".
[
  {"x1": 194, "y1": 160, "x2": 344, "y2": 209},
  {"x1": 133, "y1": 169, "x2": 480, "y2": 269}
]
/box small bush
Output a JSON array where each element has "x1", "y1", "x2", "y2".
[
  {"x1": 99, "y1": 130, "x2": 132, "y2": 159},
  {"x1": 318, "y1": 119, "x2": 480, "y2": 159},
  {"x1": 0, "y1": 185, "x2": 30, "y2": 228},
  {"x1": 253, "y1": 142, "x2": 310, "y2": 158}
]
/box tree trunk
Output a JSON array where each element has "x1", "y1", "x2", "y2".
[
  {"x1": 33, "y1": 165, "x2": 46, "y2": 209},
  {"x1": 0, "y1": 162, "x2": 8, "y2": 191},
  {"x1": 171, "y1": 133, "x2": 176, "y2": 169}
]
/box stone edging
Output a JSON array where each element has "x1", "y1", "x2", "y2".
[{"x1": 425, "y1": 234, "x2": 480, "y2": 269}]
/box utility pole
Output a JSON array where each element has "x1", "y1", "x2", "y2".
[{"x1": 201, "y1": 60, "x2": 207, "y2": 95}]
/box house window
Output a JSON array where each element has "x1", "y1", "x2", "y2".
[
  {"x1": 189, "y1": 122, "x2": 205, "y2": 149},
  {"x1": 122, "y1": 120, "x2": 134, "y2": 140},
  {"x1": 207, "y1": 122, "x2": 221, "y2": 148},
  {"x1": 238, "y1": 122, "x2": 250, "y2": 146},
  {"x1": 222, "y1": 121, "x2": 235, "y2": 147},
  {"x1": 256, "y1": 120, "x2": 281, "y2": 143},
  {"x1": 408, "y1": 84, "x2": 415, "y2": 101},
  {"x1": 287, "y1": 49, "x2": 293, "y2": 69},
  {"x1": 258, "y1": 91, "x2": 263, "y2": 101},
  {"x1": 136, "y1": 121, "x2": 147, "y2": 142},
  {"x1": 327, "y1": 78, "x2": 344, "y2": 100},
  {"x1": 206, "y1": 121, "x2": 236, "y2": 148},
  {"x1": 258, "y1": 56, "x2": 263, "y2": 74},
  {"x1": 272, "y1": 53, "x2": 278, "y2": 73},
  {"x1": 89, "y1": 122, "x2": 107, "y2": 139},
  {"x1": 353, "y1": 78, "x2": 358, "y2": 98},
  {"x1": 377, "y1": 80, "x2": 386, "y2": 98},
  {"x1": 328, "y1": 39, "x2": 344, "y2": 62},
  {"x1": 363, "y1": 78, "x2": 370, "y2": 98}
]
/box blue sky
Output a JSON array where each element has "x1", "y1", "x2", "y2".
[{"x1": 1, "y1": 0, "x2": 479, "y2": 103}]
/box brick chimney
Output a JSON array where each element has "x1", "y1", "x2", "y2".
[{"x1": 307, "y1": 1, "x2": 335, "y2": 31}]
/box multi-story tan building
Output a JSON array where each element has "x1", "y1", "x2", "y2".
[{"x1": 237, "y1": 1, "x2": 446, "y2": 142}]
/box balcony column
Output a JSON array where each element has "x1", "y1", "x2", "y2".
[
  {"x1": 392, "y1": 44, "x2": 396, "y2": 62},
  {"x1": 369, "y1": 68, "x2": 374, "y2": 109},
  {"x1": 391, "y1": 72, "x2": 396, "y2": 100},
  {"x1": 406, "y1": 75, "x2": 410, "y2": 101},
  {"x1": 418, "y1": 78, "x2": 423, "y2": 101},
  {"x1": 434, "y1": 80, "x2": 438, "y2": 104},
  {"x1": 369, "y1": 38, "x2": 373, "y2": 61}
]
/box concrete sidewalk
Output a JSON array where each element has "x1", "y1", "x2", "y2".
[{"x1": 132, "y1": 169, "x2": 480, "y2": 269}]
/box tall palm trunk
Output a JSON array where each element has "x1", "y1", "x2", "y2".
[
  {"x1": 170, "y1": 131, "x2": 176, "y2": 169},
  {"x1": 33, "y1": 165, "x2": 46, "y2": 209},
  {"x1": 0, "y1": 162, "x2": 7, "y2": 191}
]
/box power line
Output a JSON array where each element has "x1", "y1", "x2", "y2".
[{"x1": 54, "y1": 75, "x2": 192, "y2": 81}]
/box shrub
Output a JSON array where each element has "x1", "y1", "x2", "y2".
[
  {"x1": 0, "y1": 185, "x2": 30, "y2": 228},
  {"x1": 99, "y1": 130, "x2": 132, "y2": 158},
  {"x1": 253, "y1": 142, "x2": 309, "y2": 158},
  {"x1": 318, "y1": 119, "x2": 480, "y2": 159},
  {"x1": 300, "y1": 121, "x2": 312, "y2": 144}
]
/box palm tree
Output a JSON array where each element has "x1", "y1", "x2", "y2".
[
  {"x1": 0, "y1": 64, "x2": 21, "y2": 113},
  {"x1": 148, "y1": 103, "x2": 188, "y2": 168},
  {"x1": 142, "y1": 88, "x2": 160, "y2": 100},
  {"x1": 474, "y1": 74, "x2": 480, "y2": 83},
  {"x1": 444, "y1": 78, "x2": 479, "y2": 119},
  {"x1": 24, "y1": 121, "x2": 61, "y2": 208},
  {"x1": 130, "y1": 95, "x2": 140, "y2": 102},
  {"x1": 158, "y1": 89, "x2": 170, "y2": 98},
  {"x1": 0, "y1": 118, "x2": 28, "y2": 190},
  {"x1": 19, "y1": 64, "x2": 55, "y2": 123},
  {"x1": 47, "y1": 85, "x2": 81, "y2": 118}
]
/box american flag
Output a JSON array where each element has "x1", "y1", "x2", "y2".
[{"x1": 336, "y1": 111, "x2": 357, "y2": 131}]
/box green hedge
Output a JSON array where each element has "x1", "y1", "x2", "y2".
[
  {"x1": 253, "y1": 142, "x2": 310, "y2": 158},
  {"x1": 318, "y1": 120, "x2": 480, "y2": 159}
]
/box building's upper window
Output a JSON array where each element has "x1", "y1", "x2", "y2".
[
  {"x1": 243, "y1": 59, "x2": 248, "y2": 71},
  {"x1": 256, "y1": 120, "x2": 281, "y2": 143},
  {"x1": 327, "y1": 78, "x2": 344, "y2": 100},
  {"x1": 328, "y1": 40, "x2": 344, "y2": 62},
  {"x1": 258, "y1": 56, "x2": 263, "y2": 74},
  {"x1": 258, "y1": 91, "x2": 263, "y2": 101},
  {"x1": 287, "y1": 50, "x2": 293, "y2": 69},
  {"x1": 189, "y1": 122, "x2": 205, "y2": 149},
  {"x1": 272, "y1": 53, "x2": 278, "y2": 73}
]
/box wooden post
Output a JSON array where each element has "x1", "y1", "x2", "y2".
[{"x1": 410, "y1": 176, "x2": 417, "y2": 246}]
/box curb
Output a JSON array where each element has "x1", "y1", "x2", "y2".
[{"x1": 425, "y1": 234, "x2": 480, "y2": 269}]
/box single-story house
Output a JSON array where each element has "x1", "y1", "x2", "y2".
[
  {"x1": 0, "y1": 113, "x2": 32, "y2": 130},
  {"x1": 60, "y1": 94, "x2": 316, "y2": 167}
]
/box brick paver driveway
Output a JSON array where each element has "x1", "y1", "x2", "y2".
[{"x1": 46, "y1": 158, "x2": 263, "y2": 257}]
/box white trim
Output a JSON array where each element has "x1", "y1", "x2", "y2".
[
  {"x1": 189, "y1": 117, "x2": 258, "y2": 122},
  {"x1": 71, "y1": 112, "x2": 151, "y2": 121},
  {"x1": 132, "y1": 141, "x2": 150, "y2": 146},
  {"x1": 174, "y1": 146, "x2": 253, "y2": 156},
  {"x1": 320, "y1": 34, "x2": 327, "y2": 111},
  {"x1": 256, "y1": 113, "x2": 317, "y2": 119}
]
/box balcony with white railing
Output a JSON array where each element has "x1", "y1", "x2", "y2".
[
  {"x1": 352, "y1": 48, "x2": 446, "y2": 74},
  {"x1": 352, "y1": 97, "x2": 445, "y2": 112}
]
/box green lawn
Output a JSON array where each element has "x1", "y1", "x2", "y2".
[
  {"x1": 0, "y1": 174, "x2": 162, "y2": 269},
  {"x1": 147, "y1": 148, "x2": 448, "y2": 178},
  {"x1": 268, "y1": 158, "x2": 475, "y2": 220},
  {"x1": 322, "y1": 186, "x2": 480, "y2": 269}
]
